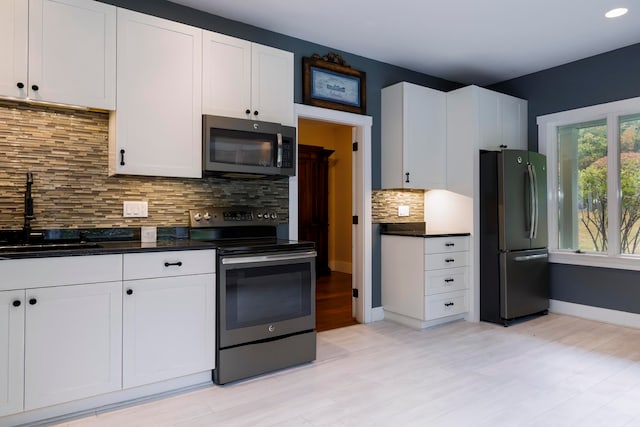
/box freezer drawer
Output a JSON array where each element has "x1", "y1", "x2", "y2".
[{"x1": 500, "y1": 249, "x2": 549, "y2": 320}]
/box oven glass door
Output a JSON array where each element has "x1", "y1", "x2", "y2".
[{"x1": 218, "y1": 250, "x2": 316, "y2": 348}]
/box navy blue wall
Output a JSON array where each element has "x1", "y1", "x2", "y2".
[
  {"x1": 491, "y1": 42, "x2": 640, "y2": 314},
  {"x1": 98, "y1": 0, "x2": 462, "y2": 308}
]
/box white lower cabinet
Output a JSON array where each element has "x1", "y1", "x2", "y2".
[
  {"x1": 122, "y1": 251, "x2": 215, "y2": 388},
  {"x1": 0, "y1": 290, "x2": 25, "y2": 417},
  {"x1": 382, "y1": 235, "x2": 470, "y2": 328},
  {"x1": 0, "y1": 255, "x2": 122, "y2": 416},
  {"x1": 0, "y1": 250, "x2": 215, "y2": 422},
  {"x1": 24, "y1": 281, "x2": 122, "y2": 410}
]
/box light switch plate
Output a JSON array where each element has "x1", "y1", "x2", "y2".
[
  {"x1": 398, "y1": 205, "x2": 410, "y2": 217},
  {"x1": 123, "y1": 201, "x2": 148, "y2": 218}
]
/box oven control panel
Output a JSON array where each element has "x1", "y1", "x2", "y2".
[{"x1": 189, "y1": 206, "x2": 279, "y2": 227}]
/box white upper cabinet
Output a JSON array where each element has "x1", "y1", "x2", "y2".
[
  {"x1": 112, "y1": 8, "x2": 202, "y2": 178},
  {"x1": 381, "y1": 82, "x2": 447, "y2": 190},
  {"x1": 0, "y1": 0, "x2": 116, "y2": 109},
  {"x1": 446, "y1": 85, "x2": 527, "y2": 197},
  {"x1": 0, "y1": 0, "x2": 28, "y2": 101},
  {"x1": 203, "y1": 31, "x2": 294, "y2": 126}
]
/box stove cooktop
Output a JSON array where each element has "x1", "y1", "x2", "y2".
[{"x1": 188, "y1": 206, "x2": 314, "y2": 255}]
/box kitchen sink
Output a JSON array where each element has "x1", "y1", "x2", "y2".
[{"x1": 0, "y1": 242, "x2": 101, "y2": 252}]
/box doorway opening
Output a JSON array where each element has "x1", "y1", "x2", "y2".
[
  {"x1": 298, "y1": 119, "x2": 355, "y2": 331},
  {"x1": 290, "y1": 103, "x2": 373, "y2": 328}
]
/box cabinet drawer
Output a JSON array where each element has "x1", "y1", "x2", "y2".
[
  {"x1": 0, "y1": 255, "x2": 122, "y2": 290},
  {"x1": 425, "y1": 267, "x2": 468, "y2": 295},
  {"x1": 123, "y1": 250, "x2": 215, "y2": 280},
  {"x1": 424, "y1": 236, "x2": 469, "y2": 254},
  {"x1": 425, "y1": 251, "x2": 468, "y2": 270},
  {"x1": 425, "y1": 290, "x2": 468, "y2": 320}
]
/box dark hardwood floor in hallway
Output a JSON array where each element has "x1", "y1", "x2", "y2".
[{"x1": 315, "y1": 271, "x2": 358, "y2": 332}]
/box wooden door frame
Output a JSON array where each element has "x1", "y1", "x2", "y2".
[{"x1": 290, "y1": 104, "x2": 373, "y2": 324}]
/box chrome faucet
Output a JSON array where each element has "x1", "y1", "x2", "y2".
[{"x1": 23, "y1": 171, "x2": 35, "y2": 243}]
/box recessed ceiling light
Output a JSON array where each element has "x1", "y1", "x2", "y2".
[{"x1": 605, "y1": 7, "x2": 628, "y2": 18}]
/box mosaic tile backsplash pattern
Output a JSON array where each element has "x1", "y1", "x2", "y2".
[
  {"x1": 0, "y1": 100, "x2": 288, "y2": 230},
  {"x1": 371, "y1": 189, "x2": 424, "y2": 223}
]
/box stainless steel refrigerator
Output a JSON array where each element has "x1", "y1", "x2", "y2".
[{"x1": 480, "y1": 149, "x2": 549, "y2": 326}]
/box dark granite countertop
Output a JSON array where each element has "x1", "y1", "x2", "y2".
[
  {"x1": 379, "y1": 222, "x2": 470, "y2": 238},
  {"x1": 0, "y1": 227, "x2": 217, "y2": 260}
]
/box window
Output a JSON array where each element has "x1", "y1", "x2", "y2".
[
  {"x1": 620, "y1": 114, "x2": 640, "y2": 255},
  {"x1": 538, "y1": 97, "x2": 640, "y2": 270}
]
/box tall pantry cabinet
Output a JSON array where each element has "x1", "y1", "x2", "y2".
[{"x1": 445, "y1": 85, "x2": 527, "y2": 322}]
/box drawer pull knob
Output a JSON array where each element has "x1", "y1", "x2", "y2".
[
  {"x1": 444, "y1": 278, "x2": 455, "y2": 283},
  {"x1": 445, "y1": 258, "x2": 455, "y2": 263},
  {"x1": 12, "y1": 300, "x2": 22, "y2": 307},
  {"x1": 126, "y1": 289, "x2": 133, "y2": 295},
  {"x1": 29, "y1": 298, "x2": 37, "y2": 305},
  {"x1": 444, "y1": 302, "x2": 455, "y2": 307},
  {"x1": 164, "y1": 261, "x2": 183, "y2": 267},
  {"x1": 445, "y1": 243, "x2": 455, "y2": 247}
]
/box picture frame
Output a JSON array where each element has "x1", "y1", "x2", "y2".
[{"x1": 303, "y1": 54, "x2": 366, "y2": 114}]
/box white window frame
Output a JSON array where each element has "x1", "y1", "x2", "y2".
[{"x1": 538, "y1": 96, "x2": 640, "y2": 271}]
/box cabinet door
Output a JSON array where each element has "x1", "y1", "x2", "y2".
[
  {"x1": 381, "y1": 235, "x2": 425, "y2": 319},
  {"x1": 251, "y1": 43, "x2": 294, "y2": 125},
  {"x1": 382, "y1": 82, "x2": 446, "y2": 189},
  {"x1": 24, "y1": 282, "x2": 122, "y2": 410},
  {"x1": 202, "y1": 31, "x2": 251, "y2": 119},
  {"x1": 499, "y1": 94, "x2": 528, "y2": 150},
  {"x1": 114, "y1": 9, "x2": 202, "y2": 178},
  {"x1": 403, "y1": 85, "x2": 447, "y2": 189},
  {"x1": 0, "y1": 290, "x2": 25, "y2": 417},
  {"x1": 123, "y1": 274, "x2": 215, "y2": 389},
  {"x1": 0, "y1": 0, "x2": 28, "y2": 99},
  {"x1": 28, "y1": 0, "x2": 116, "y2": 109}
]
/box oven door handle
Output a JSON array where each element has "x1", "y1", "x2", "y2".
[{"x1": 221, "y1": 250, "x2": 317, "y2": 265}]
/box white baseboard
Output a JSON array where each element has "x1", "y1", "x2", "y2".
[
  {"x1": 382, "y1": 309, "x2": 465, "y2": 329},
  {"x1": 371, "y1": 306, "x2": 385, "y2": 322},
  {"x1": 550, "y1": 299, "x2": 640, "y2": 329}
]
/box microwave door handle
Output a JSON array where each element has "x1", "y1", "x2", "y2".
[{"x1": 276, "y1": 132, "x2": 283, "y2": 168}]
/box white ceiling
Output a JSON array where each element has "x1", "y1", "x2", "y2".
[{"x1": 168, "y1": 0, "x2": 639, "y2": 86}]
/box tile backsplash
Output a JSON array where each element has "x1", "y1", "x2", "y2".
[
  {"x1": 371, "y1": 189, "x2": 424, "y2": 223},
  {"x1": 0, "y1": 100, "x2": 288, "y2": 230}
]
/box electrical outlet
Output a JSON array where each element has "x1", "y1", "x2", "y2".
[
  {"x1": 123, "y1": 201, "x2": 148, "y2": 218},
  {"x1": 398, "y1": 205, "x2": 410, "y2": 217}
]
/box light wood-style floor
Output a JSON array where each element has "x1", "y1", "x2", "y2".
[{"x1": 52, "y1": 314, "x2": 640, "y2": 426}]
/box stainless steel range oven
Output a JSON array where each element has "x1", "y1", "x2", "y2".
[{"x1": 189, "y1": 207, "x2": 316, "y2": 385}]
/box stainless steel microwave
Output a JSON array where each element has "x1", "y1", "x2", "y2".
[{"x1": 203, "y1": 115, "x2": 296, "y2": 178}]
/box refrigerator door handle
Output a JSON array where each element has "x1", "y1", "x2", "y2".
[
  {"x1": 527, "y1": 164, "x2": 536, "y2": 240},
  {"x1": 513, "y1": 253, "x2": 548, "y2": 262}
]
